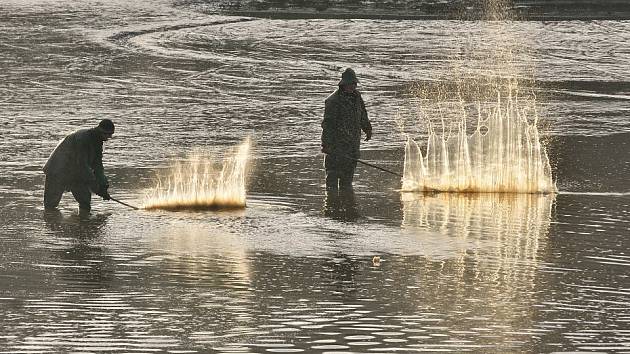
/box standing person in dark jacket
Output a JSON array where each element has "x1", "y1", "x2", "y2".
[
  {"x1": 43, "y1": 119, "x2": 114, "y2": 213},
  {"x1": 321, "y1": 68, "x2": 372, "y2": 191}
]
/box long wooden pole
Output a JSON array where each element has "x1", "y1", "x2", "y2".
[
  {"x1": 109, "y1": 196, "x2": 140, "y2": 210},
  {"x1": 346, "y1": 156, "x2": 403, "y2": 178}
]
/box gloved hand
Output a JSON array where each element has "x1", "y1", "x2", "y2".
[
  {"x1": 365, "y1": 128, "x2": 372, "y2": 141},
  {"x1": 321, "y1": 144, "x2": 333, "y2": 154},
  {"x1": 100, "y1": 190, "x2": 111, "y2": 201},
  {"x1": 96, "y1": 183, "x2": 111, "y2": 201}
]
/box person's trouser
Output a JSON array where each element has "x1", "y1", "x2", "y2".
[
  {"x1": 44, "y1": 175, "x2": 92, "y2": 212},
  {"x1": 324, "y1": 154, "x2": 357, "y2": 190}
]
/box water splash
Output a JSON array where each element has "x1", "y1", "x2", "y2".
[
  {"x1": 143, "y1": 138, "x2": 251, "y2": 211},
  {"x1": 402, "y1": 82, "x2": 555, "y2": 193},
  {"x1": 401, "y1": 2, "x2": 555, "y2": 194}
]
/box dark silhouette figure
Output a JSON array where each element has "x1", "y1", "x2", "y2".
[
  {"x1": 43, "y1": 119, "x2": 114, "y2": 213},
  {"x1": 321, "y1": 68, "x2": 372, "y2": 191}
]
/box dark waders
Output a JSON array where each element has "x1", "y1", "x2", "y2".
[
  {"x1": 324, "y1": 153, "x2": 358, "y2": 191},
  {"x1": 44, "y1": 175, "x2": 93, "y2": 212}
]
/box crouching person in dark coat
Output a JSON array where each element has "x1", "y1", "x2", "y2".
[
  {"x1": 321, "y1": 68, "x2": 372, "y2": 191},
  {"x1": 43, "y1": 119, "x2": 114, "y2": 213}
]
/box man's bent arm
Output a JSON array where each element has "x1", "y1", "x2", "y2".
[
  {"x1": 359, "y1": 95, "x2": 372, "y2": 134},
  {"x1": 93, "y1": 142, "x2": 107, "y2": 188}
]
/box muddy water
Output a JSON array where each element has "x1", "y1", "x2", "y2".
[{"x1": 1, "y1": 1, "x2": 630, "y2": 352}]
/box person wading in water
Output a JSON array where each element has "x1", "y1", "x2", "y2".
[
  {"x1": 321, "y1": 68, "x2": 373, "y2": 191},
  {"x1": 43, "y1": 119, "x2": 114, "y2": 214}
]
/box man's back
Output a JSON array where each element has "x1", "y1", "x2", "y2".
[
  {"x1": 43, "y1": 119, "x2": 114, "y2": 212},
  {"x1": 323, "y1": 89, "x2": 369, "y2": 157},
  {"x1": 43, "y1": 128, "x2": 102, "y2": 180}
]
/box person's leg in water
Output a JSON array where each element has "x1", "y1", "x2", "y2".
[
  {"x1": 70, "y1": 183, "x2": 92, "y2": 215},
  {"x1": 324, "y1": 154, "x2": 340, "y2": 191},
  {"x1": 338, "y1": 160, "x2": 357, "y2": 191},
  {"x1": 323, "y1": 155, "x2": 359, "y2": 221},
  {"x1": 44, "y1": 175, "x2": 65, "y2": 210},
  {"x1": 338, "y1": 187, "x2": 358, "y2": 221},
  {"x1": 323, "y1": 187, "x2": 340, "y2": 217}
]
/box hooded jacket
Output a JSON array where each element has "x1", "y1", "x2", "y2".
[
  {"x1": 43, "y1": 128, "x2": 107, "y2": 188},
  {"x1": 321, "y1": 88, "x2": 372, "y2": 158}
]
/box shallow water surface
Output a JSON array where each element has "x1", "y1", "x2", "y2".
[{"x1": 1, "y1": 1, "x2": 629, "y2": 352}]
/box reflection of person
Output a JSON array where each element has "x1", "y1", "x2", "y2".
[
  {"x1": 323, "y1": 189, "x2": 359, "y2": 222},
  {"x1": 43, "y1": 210, "x2": 113, "y2": 287},
  {"x1": 321, "y1": 68, "x2": 372, "y2": 191},
  {"x1": 328, "y1": 252, "x2": 359, "y2": 296},
  {"x1": 43, "y1": 119, "x2": 114, "y2": 213}
]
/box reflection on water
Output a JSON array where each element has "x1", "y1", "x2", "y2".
[
  {"x1": 402, "y1": 192, "x2": 554, "y2": 259},
  {"x1": 148, "y1": 220, "x2": 252, "y2": 285},
  {"x1": 3, "y1": 186, "x2": 629, "y2": 352},
  {"x1": 41, "y1": 210, "x2": 116, "y2": 289},
  {"x1": 402, "y1": 192, "x2": 554, "y2": 297},
  {"x1": 323, "y1": 189, "x2": 359, "y2": 222}
]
